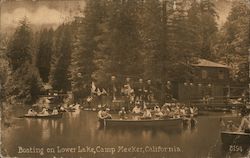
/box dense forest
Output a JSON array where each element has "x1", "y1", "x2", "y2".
[{"x1": 0, "y1": 0, "x2": 249, "y2": 105}]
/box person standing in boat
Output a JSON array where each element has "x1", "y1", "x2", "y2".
[{"x1": 238, "y1": 113, "x2": 250, "y2": 133}]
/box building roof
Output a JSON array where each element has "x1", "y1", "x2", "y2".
[{"x1": 192, "y1": 59, "x2": 229, "y2": 68}]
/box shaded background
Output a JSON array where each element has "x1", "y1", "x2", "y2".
[
  {"x1": 0, "y1": 0, "x2": 85, "y2": 33},
  {"x1": 0, "y1": 0, "x2": 242, "y2": 33}
]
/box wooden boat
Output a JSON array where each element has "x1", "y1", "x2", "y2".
[
  {"x1": 99, "y1": 118, "x2": 183, "y2": 128},
  {"x1": 221, "y1": 131, "x2": 250, "y2": 145},
  {"x1": 83, "y1": 108, "x2": 97, "y2": 111},
  {"x1": 66, "y1": 108, "x2": 77, "y2": 112},
  {"x1": 22, "y1": 113, "x2": 63, "y2": 119},
  {"x1": 48, "y1": 108, "x2": 67, "y2": 113},
  {"x1": 184, "y1": 111, "x2": 199, "y2": 117}
]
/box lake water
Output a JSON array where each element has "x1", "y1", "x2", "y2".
[{"x1": 2, "y1": 110, "x2": 250, "y2": 158}]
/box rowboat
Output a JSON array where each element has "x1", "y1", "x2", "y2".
[
  {"x1": 221, "y1": 131, "x2": 250, "y2": 144},
  {"x1": 99, "y1": 118, "x2": 183, "y2": 128},
  {"x1": 21, "y1": 113, "x2": 63, "y2": 119},
  {"x1": 66, "y1": 108, "x2": 77, "y2": 112},
  {"x1": 184, "y1": 111, "x2": 199, "y2": 117}
]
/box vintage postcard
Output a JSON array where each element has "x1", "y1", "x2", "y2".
[{"x1": 0, "y1": 0, "x2": 249, "y2": 158}]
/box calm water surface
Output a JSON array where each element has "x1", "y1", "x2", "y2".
[{"x1": 3, "y1": 110, "x2": 250, "y2": 158}]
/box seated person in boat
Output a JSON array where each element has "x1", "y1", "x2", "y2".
[
  {"x1": 26, "y1": 109, "x2": 37, "y2": 116},
  {"x1": 59, "y1": 105, "x2": 66, "y2": 111},
  {"x1": 97, "y1": 108, "x2": 112, "y2": 119},
  {"x1": 52, "y1": 107, "x2": 59, "y2": 115},
  {"x1": 226, "y1": 120, "x2": 238, "y2": 131},
  {"x1": 179, "y1": 106, "x2": 186, "y2": 117},
  {"x1": 153, "y1": 105, "x2": 163, "y2": 117},
  {"x1": 141, "y1": 108, "x2": 152, "y2": 119},
  {"x1": 118, "y1": 107, "x2": 127, "y2": 119},
  {"x1": 238, "y1": 113, "x2": 250, "y2": 133},
  {"x1": 161, "y1": 104, "x2": 171, "y2": 118},
  {"x1": 69, "y1": 103, "x2": 75, "y2": 109},
  {"x1": 186, "y1": 106, "x2": 198, "y2": 116},
  {"x1": 189, "y1": 107, "x2": 194, "y2": 115},
  {"x1": 73, "y1": 103, "x2": 81, "y2": 110},
  {"x1": 132, "y1": 104, "x2": 142, "y2": 114},
  {"x1": 220, "y1": 118, "x2": 237, "y2": 131},
  {"x1": 173, "y1": 106, "x2": 181, "y2": 118},
  {"x1": 193, "y1": 106, "x2": 198, "y2": 114},
  {"x1": 86, "y1": 96, "x2": 93, "y2": 107},
  {"x1": 39, "y1": 107, "x2": 49, "y2": 116}
]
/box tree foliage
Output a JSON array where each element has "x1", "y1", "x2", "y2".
[
  {"x1": 4, "y1": 0, "x2": 247, "y2": 104},
  {"x1": 215, "y1": 1, "x2": 250, "y2": 84},
  {"x1": 36, "y1": 28, "x2": 54, "y2": 83},
  {"x1": 50, "y1": 24, "x2": 72, "y2": 92},
  {"x1": 5, "y1": 19, "x2": 42, "y2": 104}
]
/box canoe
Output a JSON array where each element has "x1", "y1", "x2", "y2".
[
  {"x1": 221, "y1": 131, "x2": 250, "y2": 145},
  {"x1": 22, "y1": 113, "x2": 63, "y2": 119},
  {"x1": 100, "y1": 118, "x2": 183, "y2": 128}
]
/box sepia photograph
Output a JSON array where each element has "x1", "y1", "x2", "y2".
[{"x1": 0, "y1": 0, "x2": 249, "y2": 157}]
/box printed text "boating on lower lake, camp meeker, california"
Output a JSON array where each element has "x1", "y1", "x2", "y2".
[{"x1": 17, "y1": 145, "x2": 182, "y2": 156}]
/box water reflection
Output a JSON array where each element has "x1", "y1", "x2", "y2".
[
  {"x1": 69, "y1": 109, "x2": 81, "y2": 118},
  {"x1": 59, "y1": 122, "x2": 64, "y2": 135},
  {"x1": 51, "y1": 120, "x2": 58, "y2": 129},
  {"x1": 40, "y1": 120, "x2": 50, "y2": 142},
  {"x1": 24, "y1": 118, "x2": 65, "y2": 143},
  {"x1": 25, "y1": 118, "x2": 32, "y2": 128},
  {"x1": 3, "y1": 111, "x2": 250, "y2": 158}
]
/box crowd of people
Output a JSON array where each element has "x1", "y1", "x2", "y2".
[
  {"x1": 90, "y1": 76, "x2": 173, "y2": 106},
  {"x1": 97, "y1": 102, "x2": 198, "y2": 121},
  {"x1": 25, "y1": 107, "x2": 59, "y2": 116}
]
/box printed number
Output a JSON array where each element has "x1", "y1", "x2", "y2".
[{"x1": 229, "y1": 145, "x2": 243, "y2": 152}]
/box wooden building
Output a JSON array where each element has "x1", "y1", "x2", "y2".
[{"x1": 172, "y1": 59, "x2": 230, "y2": 105}]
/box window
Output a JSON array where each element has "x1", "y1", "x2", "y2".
[
  {"x1": 201, "y1": 70, "x2": 208, "y2": 79},
  {"x1": 218, "y1": 70, "x2": 224, "y2": 79}
]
